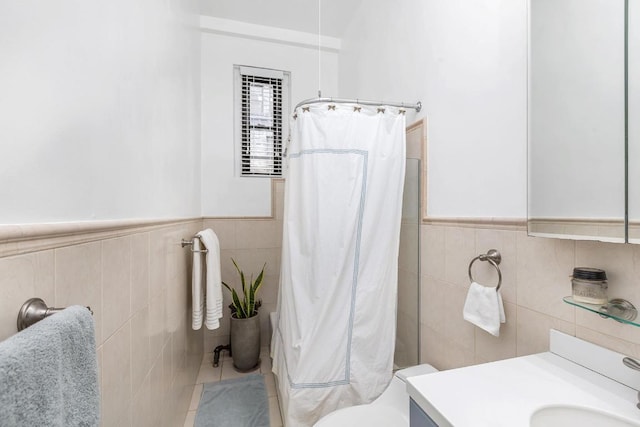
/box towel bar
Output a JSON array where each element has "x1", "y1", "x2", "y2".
[
  {"x1": 17, "y1": 298, "x2": 93, "y2": 331},
  {"x1": 181, "y1": 237, "x2": 208, "y2": 253},
  {"x1": 468, "y1": 249, "x2": 503, "y2": 291}
]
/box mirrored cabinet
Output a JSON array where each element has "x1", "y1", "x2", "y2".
[
  {"x1": 528, "y1": 0, "x2": 638, "y2": 243},
  {"x1": 629, "y1": 0, "x2": 640, "y2": 243}
]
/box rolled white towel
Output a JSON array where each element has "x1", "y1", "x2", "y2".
[
  {"x1": 191, "y1": 237, "x2": 204, "y2": 330},
  {"x1": 197, "y1": 228, "x2": 223, "y2": 330}
]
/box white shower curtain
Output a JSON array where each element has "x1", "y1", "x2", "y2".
[{"x1": 272, "y1": 102, "x2": 406, "y2": 426}]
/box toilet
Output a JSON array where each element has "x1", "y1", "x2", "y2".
[{"x1": 314, "y1": 364, "x2": 438, "y2": 427}]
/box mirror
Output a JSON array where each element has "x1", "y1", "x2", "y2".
[
  {"x1": 528, "y1": 0, "x2": 627, "y2": 243},
  {"x1": 630, "y1": 0, "x2": 640, "y2": 243}
]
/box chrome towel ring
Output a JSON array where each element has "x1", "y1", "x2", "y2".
[{"x1": 468, "y1": 249, "x2": 502, "y2": 291}]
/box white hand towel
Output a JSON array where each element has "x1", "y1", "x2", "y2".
[
  {"x1": 191, "y1": 237, "x2": 204, "y2": 330},
  {"x1": 196, "y1": 228, "x2": 223, "y2": 330},
  {"x1": 462, "y1": 281, "x2": 506, "y2": 337}
]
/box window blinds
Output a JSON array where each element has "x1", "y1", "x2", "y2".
[{"x1": 240, "y1": 71, "x2": 283, "y2": 177}]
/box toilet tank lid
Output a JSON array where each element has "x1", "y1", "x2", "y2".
[{"x1": 395, "y1": 364, "x2": 438, "y2": 382}]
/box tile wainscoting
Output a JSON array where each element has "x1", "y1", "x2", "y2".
[
  {"x1": 0, "y1": 218, "x2": 205, "y2": 427},
  {"x1": 7, "y1": 205, "x2": 640, "y2": 423},
  {"x1": 421, "y1": 219, "x2": 640, "y2": 370},
  {"x1": 201, "y1": 180, "x2": 285, "y2": 354},
  {"x1": 0, "y1": 180, "x2": 285, "y2": 426}
]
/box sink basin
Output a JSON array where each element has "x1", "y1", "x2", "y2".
[
  {"x1": 407, "y1": 331, "x2": 640, "y2": 426},
  {"x1": 531, "y1": 405, "x2": 640, "y2": 427}
]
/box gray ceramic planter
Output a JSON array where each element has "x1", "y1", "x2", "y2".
[{"x1": 230, "y1": 314, "x2": 261, "y2": 372}]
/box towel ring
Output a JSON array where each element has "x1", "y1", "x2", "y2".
[{"x1": 468, "y1": 249, "x2": 502, "y2": 291}]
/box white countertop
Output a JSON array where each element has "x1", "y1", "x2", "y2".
[{"x1": 406, "y1": 352, "x2": 640, "y2": 427}]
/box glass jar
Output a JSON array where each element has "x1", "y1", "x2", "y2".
[{"x1": 571, "y1": 267, "x2": 608, "y2": 305}]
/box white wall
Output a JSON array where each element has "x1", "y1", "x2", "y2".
[
  {"x1": 0, "y1": 0, "x2": 201, "y2": 224},
  {"x1": 200, "y1": 19, "x2": 339, "y2": 217},
  {"x1": 338, "y1": 0, "x2": 528, "y2": 219}
]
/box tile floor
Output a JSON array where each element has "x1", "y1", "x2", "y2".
[{"x1": 183, "y1": 347, "x2": 283, "y2": 427}]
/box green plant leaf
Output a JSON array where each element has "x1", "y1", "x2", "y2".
[
  {"x1": 247, "y1": 264, "x2": 265, "y2": 317},
  {"x1": 222, "y1": 281, "x2": 236, "y2": 313},
  {"x1": 246, "y1": 273, "x2": 253, "y2": 315},
  {"x1": 222, "y1": 259, "x2": 266, "y2": 318},
  {"x1": 231, "y1": 258, "x2": 246, "y2": 296},
  {"x1": 248, "y1": 287, "x2": 255, "y2": 317},
  {"x1": 230, "y1": 287, "x2": 247, "y2": 318},
  {"x1": 223, "y1": 282, "x2": 242, "y2": 317},
  {"x1": 252, "y1": 264, "x2": 266, "y2": 295}
]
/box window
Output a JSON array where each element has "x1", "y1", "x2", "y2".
[{"x1": 235, "y1": 66, "x2": 290, "y2": 177}]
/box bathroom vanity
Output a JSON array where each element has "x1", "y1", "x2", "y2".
[{"x1": 406, "y1": 331, "x2": 640, "y2": 427}]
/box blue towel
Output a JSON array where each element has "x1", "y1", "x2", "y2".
[{"x1": 0, "y1": 305, "x2": 100, "y2": 426}]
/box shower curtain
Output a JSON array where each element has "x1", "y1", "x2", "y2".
[{"x1": 272, "y1": 102, "x2": 406, "y2": 426}]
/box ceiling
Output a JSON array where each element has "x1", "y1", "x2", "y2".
[{"x1": 199, "y1": 0, "x2": 364, "y2": 38}]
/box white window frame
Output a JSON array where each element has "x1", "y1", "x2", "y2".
[{"x1": 234, "y1": 65, "x2": 291, "y2": 178}]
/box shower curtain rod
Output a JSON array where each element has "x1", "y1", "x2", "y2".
[{"x1": 295, "y1": 97, "x2": 422, "y2": 112}]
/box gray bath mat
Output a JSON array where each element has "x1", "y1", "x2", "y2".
[{"x1": 195, "y1": 373, "x2": 270, "y2": 427}]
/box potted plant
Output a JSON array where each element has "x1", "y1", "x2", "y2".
[{"x1": 222, "y1": 259, "x2": 265, "y2": 371}]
